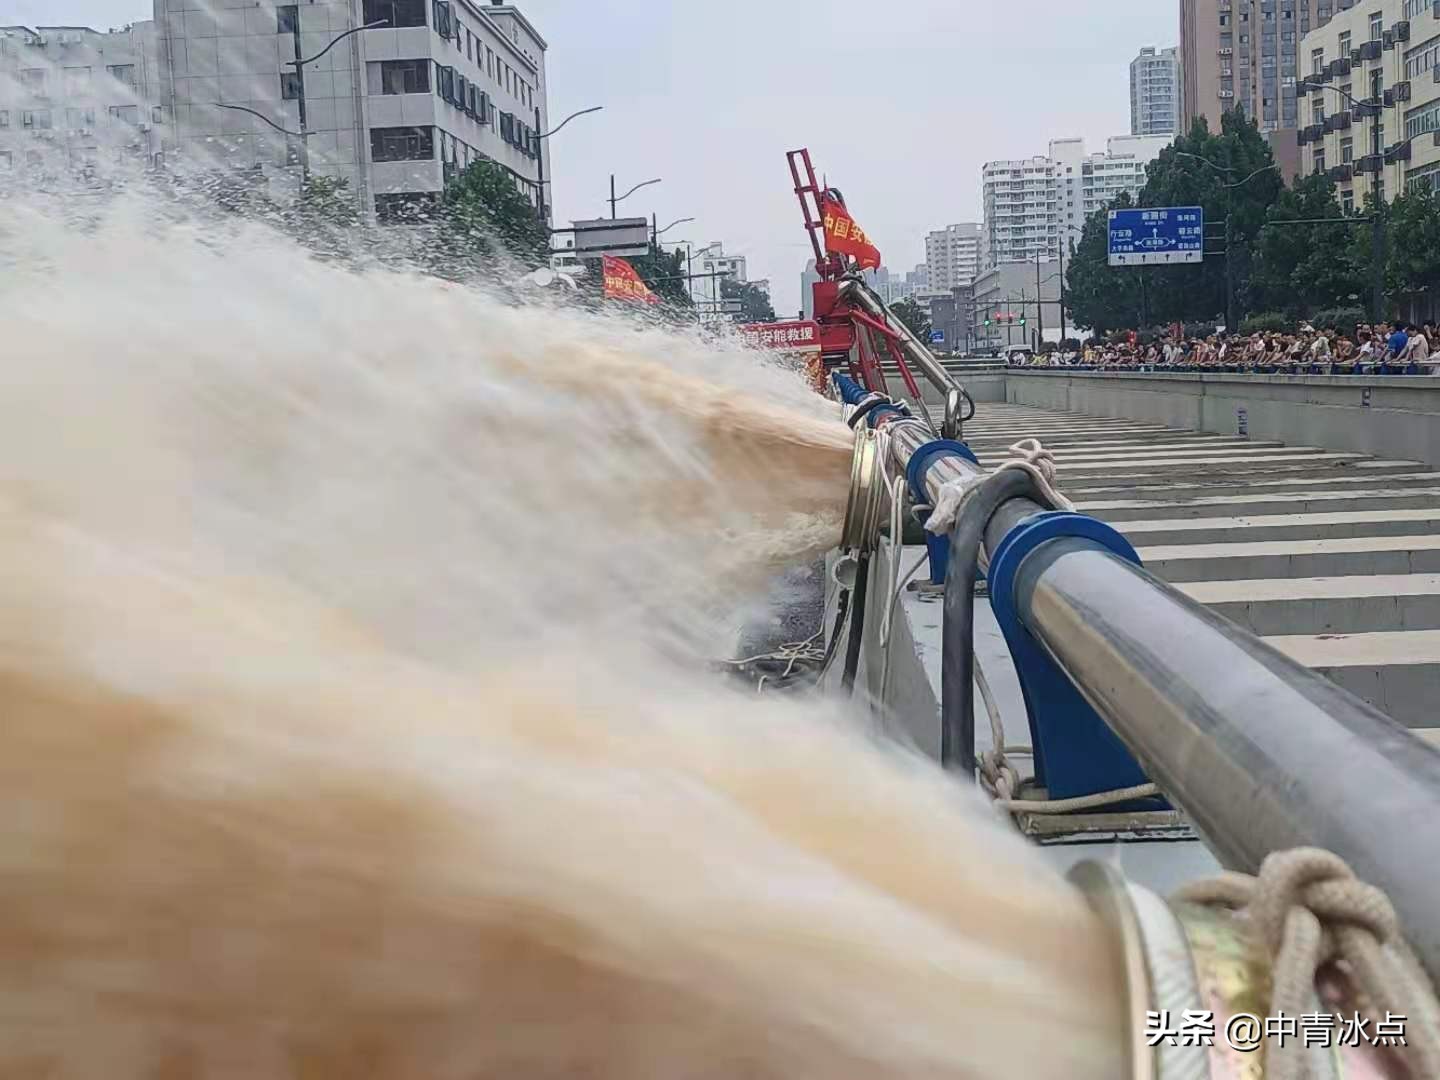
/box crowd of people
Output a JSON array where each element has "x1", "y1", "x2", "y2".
[{"x1": 1010, "y1": 320, "x2": 1440, "y2": 374}]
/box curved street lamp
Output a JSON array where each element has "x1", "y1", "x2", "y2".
[{"x1": 609, "y1": 175, "x2": 661, "y2": 218}]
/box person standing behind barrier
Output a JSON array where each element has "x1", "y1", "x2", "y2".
[
  {"x1": 1401, "y1": 324, "x2": 1432, "y2": 367},
  {"x1": 1388, "y1": 320, "x2": 1410, "y2": 360}
]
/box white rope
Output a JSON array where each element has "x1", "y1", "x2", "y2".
[
  {"x1": 1174, "y1": 849, "x2": 1440, "y2": 1080},
  {"x1": 924, "y1": 437, "x2": 1074, "y2": 536}
]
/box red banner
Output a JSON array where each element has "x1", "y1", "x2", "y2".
[
  {"x1": 819, "y1": 194, "x2": 881, "y2": 270},
  {"x1": 739, "y1": 320, "x2": 822, "y2": 352},
  {"x1": 601, "y1": 254, "x2": 659, "y2": 304}
]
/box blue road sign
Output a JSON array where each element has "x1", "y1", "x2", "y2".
[
  {"x1": 929, "y1": 329, "x2": 946, "y2": 344},
  {"x1": 1108, "y1": 206, "x2": 1205, "y2": 267}
]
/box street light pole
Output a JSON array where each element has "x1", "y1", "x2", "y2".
[
  {"x1": 609, "y1": 175, "x2": 662, "y2": 219},
  {"x1": 287, "y1": 18, "x2": 388, "y2": 180},
  {"x1": 532, "y1": 105, "x2": 601, "y2": 224}
]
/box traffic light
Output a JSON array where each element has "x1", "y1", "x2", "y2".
[
  {"x1": 984, "y1": 317, "x2": 992, "y2": 327},
  {"x1": 1020, "y1": 315, "x2": 1027, "y2": 327}
]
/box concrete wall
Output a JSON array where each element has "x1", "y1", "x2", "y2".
[{"x1": 1006, "y1": 371, "x2": 1440, "y2": 468}]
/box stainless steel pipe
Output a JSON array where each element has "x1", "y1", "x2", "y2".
[
  {"x1": 877, "y1": 418, "x2": 1440, "y2": 983},
  {"x1": 1014, "y1": 536, "x2": 1440, "y2": 985}
]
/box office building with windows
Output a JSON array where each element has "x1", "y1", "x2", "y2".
[
  {"x1": 0, "y1": 23, "x2": 163, "y2": 181},
  {"x1": 1296, "y1": 0, "x2": 1440, "y2": 206},
  {"x1": 1180, "y1": 0, "x2": 1350, "y2": 176},
  {"x1": 982, "y1": 135, "x2": 1169, "y2": 267},
  {"x1": 1132, "y1": 46, "x2": 1180, "y2": 136},
  {"x1": 924, "y1": 222, "x2": 984, "y2": 291},
  {"x1": 154, "y1": 0, "x2": 548, "y2": 222}
]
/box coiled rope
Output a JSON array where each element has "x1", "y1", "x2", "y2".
[{"x1": 1175, "y1": 848, "x2": 1440, "y2": 1080}]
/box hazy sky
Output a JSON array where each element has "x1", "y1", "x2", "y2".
[{"x1": 5, "y1": 1, "x2": 1176, "y2": 314}]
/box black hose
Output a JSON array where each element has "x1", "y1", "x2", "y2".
[
  {"x1": 816, "y1": 586, "x2": 851, "y2": 680},
  {"x1": 841, "y1": 551, "x2": 871, "y2": 694},
  {"x1": 940, "y1": 470, "x2": 1040, "y2": 773}
]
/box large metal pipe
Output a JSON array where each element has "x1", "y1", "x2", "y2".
[
  {"x1": 877, "y1": 416, "x2": 1440, "y2": 982},
  {"x1": 1013, "y1": 538, "x2": 1440, "y2": 983},
  {"x1": 838, "y1": 279, "x2": 961, "y2": 398}
]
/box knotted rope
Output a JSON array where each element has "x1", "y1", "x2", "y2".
[{"x1": 1175, "y1": 848, "x2": 1440, "y2": 1080}]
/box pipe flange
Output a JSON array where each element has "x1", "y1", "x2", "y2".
[
  {"x1": 1071, "y1": 861, "x2": 1396, "y2": 1079},
  {"x1": 840, "y1": 426, "x2": 884, "y2": 553}
]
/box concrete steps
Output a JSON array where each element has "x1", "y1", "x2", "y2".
[{"x1": 970, "y1": 401, "x2": 1439, "y2": 728}]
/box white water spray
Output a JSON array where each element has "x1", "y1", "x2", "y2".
[{"x1": 0, "y1": 196, "x2": 1123, "y2": 1078}]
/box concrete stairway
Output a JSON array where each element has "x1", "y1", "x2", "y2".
[{"x1": 963, "y1": 402, "x2": 1440, "y2": 729}]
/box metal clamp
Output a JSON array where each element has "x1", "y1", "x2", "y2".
[
  {"x1": 987, "y1": 512, "x2": 1157, "y2": 801},
  {"x1": 942, "y1": 387, "x2": 966, "y2": 440}
]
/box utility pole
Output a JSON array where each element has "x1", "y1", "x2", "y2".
[
  {"x1": 1371, "y1": 211, "x2": 1386, "y2": 325},
  {"x1": 1058, "y1": 240, "x2": 1067, "y2": 343},
  {"x1": 1035, "y1": 252, "x2": 1045, "y2": 348},
  {"x1": 534, "y1": 104, "x2": 545, "y2": 222},
  {"x1": 609, "y1": 173, "x2": 616, "y2": 219}
]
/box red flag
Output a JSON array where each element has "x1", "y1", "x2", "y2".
[
  {"x1": 601, "y1": 254, "x2": 659, "y2": 304},
  {"x1": 819, "y1": 194, "x2": 881, "y2": 270}
]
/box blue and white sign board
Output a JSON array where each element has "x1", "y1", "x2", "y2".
[
  {"x1": 1108, "y1": 206, "x2": 1205, "y2": 267},
  {"x1": 929, "y1": 329, "x2": 946, "y2": 344}
]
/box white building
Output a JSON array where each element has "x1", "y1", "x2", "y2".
[
  {"x1": 982, "y1": 135, "x2": 1169, "y2": 266},
  {"x1": 153, "y1": 0, "x2": 549, "y2": 222},
  {"x1": 1131, "y1": 46, "x2": 1180, "y2": 137},
  {"x1": 691, "y1": 241, "x2": 746, "y2": 314},
  {"x1": 924, "y1": 222, "x2": 983, "y2": 291},
  {"x1": 0, "y1": 23, "x2": 164, "y2": 183}
]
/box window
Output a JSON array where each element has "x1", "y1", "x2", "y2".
[
  {"x1": 363, "y1": 0, "x2": 426, "y2": 26},
  {"x1": 1405, "y1": 36, "x2": 1440, "y2": 79},
  {"x1": 277, "y1": 5, "x2": 299, "y2": 33},
  {"x1": 280, "y1": 72, "x2": 302, "y2": 99},
  {"x1": 374, "y1": 191, "x2": 439, "y2": 223},
  {"x1": 369, "y1": 124, "x2": 434, "y2": 161},
  {"x1": 65, "y1": 107, "x2": 97, "y2": 128},
  {"x1": 1341, "y1": 135, "x2": 1354, "y2": 163},
  {"x1": 21, "y1": 109, "x2": 52, "y2": 130},
  {"x1": 0, "y1": 110, "x2": 7, "y2": 128},
  {"x1": 20, "y1": 68, "x2": 45, "y2": 93},
  {"x1": 1408, "y1": 160, "x2": 1440, "y2": 192},
  {"x1": 1342, "y1": 188, "x2": 1355, "y2": 212},
  {"x1": 107, "y1": 64, "x2": 137, "y2": 88},
  {"x1": 369, "y1": 58, "x2": 430, "y2": 94},
  {"x1": 435, "y1": 63, "x2": 455, "y2": 103},
  {"x1": 1313, "y1": 98, "x2": 1326, "y2": 124},
  {"x1": 1339, "y1": 31, "x2": 1352, "y2": 56},
  {"x1": 1370, "y1": 12, "x2": 1383, "y2": 41},
  {"x1": 432, "y1": 0, "x2": 453, "y2": 37},
  {"x1": 486, "y1": 47, "x2": 494, "y2": 77},
  {"x1": 63, "y1": 66, "x2": 91, "y2": 94},
  {"x1": 108, "y1": 105, "x2": 139, "y2": 125},
  {"x1": 467, "y1": 29, "x2": 473, "y2": 60},
  {"x1": 1406, "y1": 99, "x2": 1440, "y2": 139},
  {"x1": 1312, "y1": 47, "x2": 1325, "y2": 74},
  {"x1": 1313, "y1": 147, "x2": 1327, "y2": 173}
]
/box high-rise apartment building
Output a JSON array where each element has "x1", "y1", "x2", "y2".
[
  {"x1": 1132, "y1": 46, "x2": 1180, "y2": 136},
  {"x1": 154, "y1": 0, "x2": 549, "y2": 222},
  {"x1": 924, "y1": 223, "x2": 983, "y2": 291},
  {"x1": 1296, "y1": 0, "x2": 1440, "y2": 210},
  {"x1": 1181, "y1": 0, "x2": 1347, "y2": 167},
  {"x1": 982, "y1": 136, "x2": 1169, "y2": 267},
  {"x1": 0, "y1": 23, "x2": 164, "y2": 182}
]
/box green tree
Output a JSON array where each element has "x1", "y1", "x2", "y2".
[
  {"x1": 1064, "y1": 192, "x2": 1144, "y2": 334},
  {"x1": 438, "y1": 158, "x2": 549, "y2": 270},
  {"x1": 890, "y1": 298, "x2": 931, "y2": 341},
  {"x1": 1386, "y1": 184, "x2": 1440, "y2": 306},
  {"x1": 627, "y1": 245, "x2": 694, "y2": 308},
  {"x1": 1137, "y1": 109, "x2": 1284, "y2": 323},
  {"x1": 721, "y1": 276, "x2": 776, "y2": 323},
  {"x1": 280, "y1": 174, "x2": 361, "y2": 260},
  {"x1": 1251, "y1": 172, "x2": 1365, "y2": 317}
]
